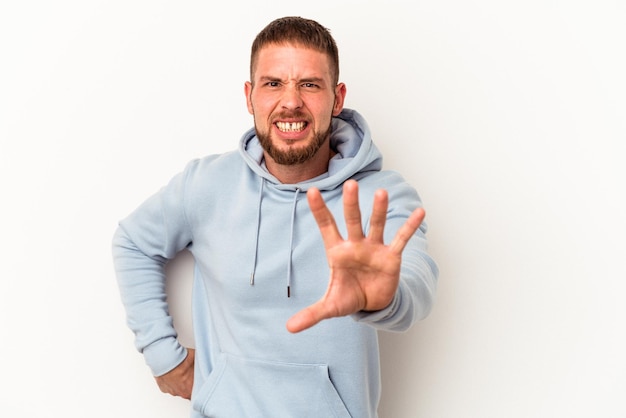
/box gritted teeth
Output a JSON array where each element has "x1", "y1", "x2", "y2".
[{"x1": 275, "y1": 121, "x2": 307, "y2": 132}]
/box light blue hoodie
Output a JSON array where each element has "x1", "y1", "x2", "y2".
[{"x1": 112, "y1": 108, "x2": 438, "y2": 418}]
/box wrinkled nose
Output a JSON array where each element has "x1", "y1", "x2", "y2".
[{"x1": 280, "y1": 85, "x2": 303, "y2": 110}]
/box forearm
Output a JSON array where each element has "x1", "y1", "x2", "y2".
[{"x1": 112, "y1": 225, "x2": 187, "y2": 376}]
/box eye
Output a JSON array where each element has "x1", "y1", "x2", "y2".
[{"x1": 302, "y1": 82, "x2": 319, "y2": 89}]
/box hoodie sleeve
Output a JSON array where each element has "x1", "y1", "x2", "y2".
[
  {"x1": 112, "y1": 162, "x2": 197, "y2": 376},
  {"x1": 351, "y1": 173, "x2": 439, "y2": 332}
]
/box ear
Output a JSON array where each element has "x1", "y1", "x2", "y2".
[
  {"x1": 244, "y1": 81, "x2": 254, "y2": 115},
  {"x1": 332, "y1": 83, "x2": 347, "y2": 116}
]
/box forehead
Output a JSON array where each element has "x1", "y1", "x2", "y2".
[{"x1": 253, "y1": 43, "x2": 332, "y2": 81}]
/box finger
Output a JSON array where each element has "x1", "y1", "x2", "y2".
[
  {"x1": 343, "y1": 180, "x2": 364, "y2": 240},
  {"x1": 367, "y1": 189, "x2": 388, "y2": 243},
  {"x1": 389, "y1": 207, "x2": 426, "y2": 254},
  {"x1": 286, "y1": 301, "x2": 329, "y2": 333},
  {"x1": 307, "y1": 188, "x2": 342, "y2": 247}
]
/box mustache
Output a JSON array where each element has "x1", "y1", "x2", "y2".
[{"x1": 273, "y1": 111, "x2": 309, "y2": 120}]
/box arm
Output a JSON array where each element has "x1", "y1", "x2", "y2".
[
  {"x1": 286, "y1": 179, "x2": 438, "y2": 333},
  {"x1": 112, "y1": 165, "x2": 196, "y2": 392}
]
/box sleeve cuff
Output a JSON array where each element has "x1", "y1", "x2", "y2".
[{"x1": 142, "y1": 336, "x2": 188, "y2": 377}]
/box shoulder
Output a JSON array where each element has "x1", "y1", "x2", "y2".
[
  {"x1": 357, "y1": 170, "x2": 424, "y2": 220},
  {"x1": 166, "y1": 150, "x2": 246, "y2": 204},
  {"x1": 358, "y1": 170, "x2": 417, "y2": 196},
  {"x1": 181, "y1": 150, "x2": 244, "y2": 184},
  {"x1": 185, "y1": 150, "x2": 242, "y2": 174}
]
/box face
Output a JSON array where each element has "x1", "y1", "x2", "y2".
[{"x1": 245, "y1": 44, "x2": 346, "y2": 166}]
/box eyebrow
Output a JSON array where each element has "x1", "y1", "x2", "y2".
[{"x1": 257, "y1": 76, "x2": 327, "y2": 85}]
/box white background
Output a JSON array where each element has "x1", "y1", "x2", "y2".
[{"x1": 1, "y1": 1, "x2": 625, "y2": 417}]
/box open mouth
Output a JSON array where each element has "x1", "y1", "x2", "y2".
[{"x1": 275, "y1": 121, "x2": 307, "y2": 133}]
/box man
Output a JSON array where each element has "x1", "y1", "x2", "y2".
[{"x1": 112, "y1": 16, "x2": 438, "y2": 418}]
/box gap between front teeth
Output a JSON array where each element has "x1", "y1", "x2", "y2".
[{"x1": 276, "y1": 122, "x2": 305, "y2": 132}]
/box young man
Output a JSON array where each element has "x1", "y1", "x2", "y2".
[{"x1": 113, "y1": 16, "x2": 438, "y2": 418}]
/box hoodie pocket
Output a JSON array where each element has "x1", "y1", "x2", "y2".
[{"x1": 192, "y1": 353, "x2": 352, "y2": 418}]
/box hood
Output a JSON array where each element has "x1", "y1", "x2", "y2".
[{"x1": 238, "y1": 108, "x2": 383, "y2": 191}]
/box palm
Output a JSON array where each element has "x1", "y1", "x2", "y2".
[{"x1": 286, "y1": 180, "x2": 425, "y2": 333}]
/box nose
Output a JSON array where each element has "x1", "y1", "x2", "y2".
[{"x1": 280, "y1": 84, "x2": 303, "y2": 110}]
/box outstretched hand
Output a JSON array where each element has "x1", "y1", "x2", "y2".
[{"x1": 286, "y1": 180, "x2": 425, "y2": 333}]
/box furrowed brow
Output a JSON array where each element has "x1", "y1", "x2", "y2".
[
  {"x1": 300, "y1": 77, "x2": 326, "y2": 85},
  {"x1": 258, "y1": 76, "x2": 282, "y2": 83}
]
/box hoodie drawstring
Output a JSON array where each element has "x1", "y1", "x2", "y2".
[
  {"x1": 249, "y1": 179, "x2": 264, "y2": 286},
  {"x1": 249, "y1": 180, "x2": 300, "y2": 298},
  {"x1": 286, "y1": 188, "x2": 301, "y2": 297}
]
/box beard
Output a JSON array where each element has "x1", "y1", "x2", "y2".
[{"x1": 256, "y1": 118, "x2": 332, "y2": 166}]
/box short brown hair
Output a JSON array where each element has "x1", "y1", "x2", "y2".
[{"x1": 250, "y1": 16, "x2": 340, "y2": 86}]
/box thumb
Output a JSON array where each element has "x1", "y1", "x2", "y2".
[{"x1": 286, "y1": 302, "x2": 328, "y2": 333}]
